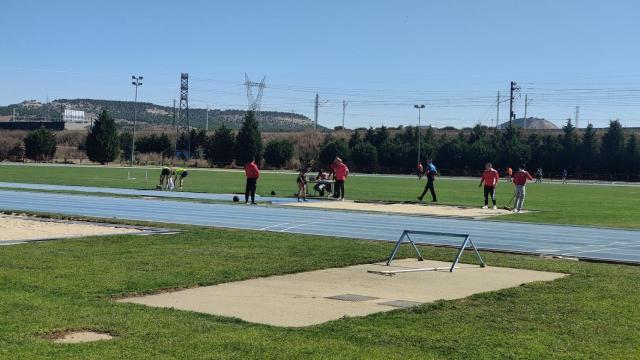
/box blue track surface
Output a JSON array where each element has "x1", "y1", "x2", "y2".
[
  {"x1": 1, "y1": 189, "x2": 639, "y2": 263},
  {"x1": 0, "y1": 182, "x2": 296, "y2": 203}
]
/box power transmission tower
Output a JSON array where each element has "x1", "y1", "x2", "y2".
[
  {"x1": 575, "y1": 106, "x2": 580, "y2": 128},
  {"x1": 508, "y1": 81, "x2": 520, "y2": 127},
  {"x1": 342, "y1": 100, "x2": 348, "y2": 129},
  {"x1": 523, "y1": 94, "x2": 532, "y2": 130},
  {"x1": 173, "y1": 99, "x2": 177, "y2": 143},
  {"x1": 178, "y1": 73, "x2": 190, "y2": 160},
  {"x1": 244, "y1": 73, "x2": 266, "y2": 120}
]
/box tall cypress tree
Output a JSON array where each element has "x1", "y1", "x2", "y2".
[
  {"x1": 600, "y1": 120, "x2": 626, "y2": 174},
  {"x1": 625, "y1": 134, "x2": 640, "y2": 176},
  {"x1": 234, "y1": 111, "x2": 263, "y2": 165},
  {"x1": 561, "y1": 119, "x2": 579, "y2": 171},
  {"x1": 86, "y1": 110, "x2": 120, "y2": 164},
  {"x1": 580, "y1": 124, "x2": 599, "y2": 173}
]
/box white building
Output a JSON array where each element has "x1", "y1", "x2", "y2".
[{"x1": 63, "y1": 109, "x2": 86, "y2": 123}]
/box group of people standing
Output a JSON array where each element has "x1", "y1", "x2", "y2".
[
  {"x1": 242, "y1": 156, "x2": 536, "y2": 213},
  {"x1": 294, "y1": 156, "x2": 350, "y2": 202},
  {"x1": 243, "y1": 156, "x2": 350, "y2": 204},
  {"x1": 417, "y1": 160, "x2": 536, "y2": 213}
]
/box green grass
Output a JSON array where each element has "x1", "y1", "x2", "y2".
[
  {"x1": 2, "y1": 164, "x2": 639, "y2": 228},
  {"x1": 2, "y1": 225, "x2": 640, "y2": 359}
]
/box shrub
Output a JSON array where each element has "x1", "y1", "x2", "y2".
[
  {"x1": 85, "y1": 110, "x2": 119, "y2": 164},
  {"x1": 350, "y1": 142, "x2": 378, "y2": 171},
  {"x1": 24, "y1": 128, "x2": 57, "y2": 161},
  {"x1": 205, "y1": 124, "x2": 235, "y2": 166},
  {"x1": 264, "y1": 139, "x2": 294, "y2": 168}
]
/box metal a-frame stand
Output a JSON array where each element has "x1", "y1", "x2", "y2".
[{"x1": 376, "y1": 230, "x2": 486, "y2": 274}]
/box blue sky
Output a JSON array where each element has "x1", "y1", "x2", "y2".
[{"x1": 1, "y1": 0, "x2": 639, "y2": 128}]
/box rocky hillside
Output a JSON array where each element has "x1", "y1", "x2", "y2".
[{"x1": 0, "y1": 99, "x2": 320, "y2": 132}]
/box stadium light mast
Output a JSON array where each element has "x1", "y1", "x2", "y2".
[
  {"x1": 130, "y1": 75, "x2": 143, "y2": 167},
  {"x1": 414, "y1": 104, "x2": 425, "y2": 164}
]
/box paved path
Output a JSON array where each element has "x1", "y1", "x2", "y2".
[{"x1": 1, "y1": 189, "x2": 639, "y2": 263}]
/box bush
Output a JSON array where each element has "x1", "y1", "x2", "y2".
[
  {"x1": 351, "y1": 142, "x2": 378, "y2": 171},
  {"x1": 319, "y1": 139, "x2": 350, "y2": 166},
  {"x1": 8, "y1": 143, "x2": 24, "y2": 162},
  {"x1": 205, "y1": 124, "x2": 235, "y2": 166},
  {"x1": 24, "y1": 128, "x2": 57, "y2": 161},
  {"x1": 264, "y1": 139, "x2": 294, "y2": 168},
  {"x1": 136, "y1": 133, "x2": 173, "y2": 158},
  {"x1": 86, "y1": 110, "x2": 119, "y2": 164}
]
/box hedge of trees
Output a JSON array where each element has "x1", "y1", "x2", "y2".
[
  {"x1": 317, "y1": 120, "x2": 640, "y2": 178},
  {"x1": 6, "y1": 109, "x2": 640, "y2": 180}
]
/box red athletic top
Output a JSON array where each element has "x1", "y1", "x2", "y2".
[
  {"x1": 244, "y1": 162, "x2": 260, "y2": 179},
  {"x1": 481, "y1": 168, "x2": 500, "y2": 187},
  {"x1": 417, "y1": 163, "x2": 423, "y2": 172},
  {"x1": 513, "y1": 170, "x2": 533, "y2": 185},
  {"x1": 334, "y1": 163, "x2": 349, "y2": 181}
]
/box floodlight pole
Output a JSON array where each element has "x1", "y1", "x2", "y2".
[
  {"x1": 131, "y1": 75, "x2": 143, "y2": 167},
  {"x1": 414, "y1": 104, "x2": 425, "y2": 164}
]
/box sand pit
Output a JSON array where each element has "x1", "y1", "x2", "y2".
[
  {"x1": 0, "y1": 214, "x2": 144, "y2": 244},
  {"x1": 50, "y1": 331, "x2": 115, "y2": 344},
  {"x1": 119, "y1": 259, "x2": 565, "y2": 327},
  {"x1": 283, "y1": 200, "x2": 522, "y2": 218}
]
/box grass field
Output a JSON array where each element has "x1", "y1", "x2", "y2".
[
  {"x1": 1, "y1": 225, "x2": 639, "y2": 359},
  {"x1": 1, "y1": 164, "x2": 639, "y2": 229}
]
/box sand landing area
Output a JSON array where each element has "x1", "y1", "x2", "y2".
[
  {"x1": 0, "y1": 214, "x2": 146, "y2": 244},
  {"x1": 119, "y1": 259, "x2": 565, "y2": 327},
  {"x1": 283, "y1": 200, "x2": 523, "y2": 218}
]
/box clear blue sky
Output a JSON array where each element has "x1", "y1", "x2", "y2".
[{"x1": 1, "y1": 0, "x2": 639, "y2": 128}]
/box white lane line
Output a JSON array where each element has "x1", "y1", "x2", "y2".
[{"x1": 279, "y1": 220, "x2": 324, "y2": 232}]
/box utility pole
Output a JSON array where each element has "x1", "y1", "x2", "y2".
[
  {"x1": 205, "y1": 104, "x2": 209, "y2": 131},
  {"x1": 342, "y1": 100, "x2": 348, "y2": 129},
  {"x1": 575, "y1": 106, "x2": 580, "y2": 128},
  {"x1": 414, "y1": 104, "x2": 425, "y2": 164},
  {"x1": 130, "y1": 75, "x2": 143, "y2": 167},
  {"x1": 496, "y1": 91, "x2": 500, "y2": 129},
  {"x1": 508, "y1": 81, "x2": 519, "y2": 127},
  {"x1": 314, "y1": 93, "x2": 319, "y2": 130}
]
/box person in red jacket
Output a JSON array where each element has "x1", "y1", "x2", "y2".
[
  {"x1": 512, "y1": 164, "x2": 534, "y2": 213},
  {"x1": 244, "y1": 158, "x2": 260, "y2": 205},
  {"x1": 333, "y1": 157, "x2": 349, "y2": 201},
  {"x1": 416, "y1": 162, "x2": 424, "y2": 179},
  {"x1": 478, "y1": 162, "x2": 500, "y2": 209}
]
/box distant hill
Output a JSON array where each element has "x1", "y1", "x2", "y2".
[
  {"x1": 499, "y1": 117, "x2": 559, "y2": 130},
  {"x1": 0, "y1": 99, "x2": 321, "y2": 132}
]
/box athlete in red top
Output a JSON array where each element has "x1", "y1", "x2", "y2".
[
  {"x1": 512, "y1": 167, "x2": 533, "y2": 186},
  {"x1": 479, "y1": 162, "x2": 500, "y2": 209},
  {"x1": 244, "y1": 159, "x2": 260, "y2": 204},
  {"x1": 333, "y1": 157, "x2": 349, "y2": 200},
  {"x1": 512, "y1": 165, "x2": 534, "y2": 213}
]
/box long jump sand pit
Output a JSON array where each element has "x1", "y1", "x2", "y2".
[
  {"x1": 284, "y1": 200, "x2": 521, "y2": 218},
  {"x1": 119, "y1": 259, "x2": 565, "y2": 327},
  {"x1": 0, "y1": 214, "x2": 145, "y2": 244}
]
